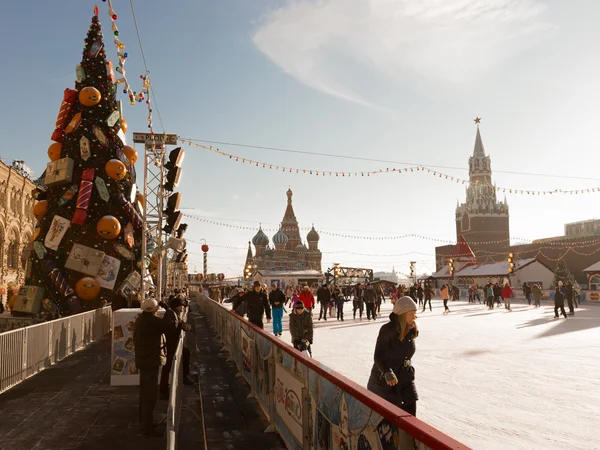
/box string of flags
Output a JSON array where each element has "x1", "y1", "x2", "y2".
[{"x1": 178, "y1": 138, "x2": 600, "y2": 196}]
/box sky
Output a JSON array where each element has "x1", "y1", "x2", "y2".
[{"x1": 1, "y1": 0, "x2": 600, "y2": 278}]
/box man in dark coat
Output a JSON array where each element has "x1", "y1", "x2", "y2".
[
  {"x1": 133, "y1": 298, "x2": 176, "y2": 437},
  {"x1": 159, "y1": 296, "x2": 191, "y2": 399},
  {"x1": 289, "y1": 300, "x2": 314, "y2": 351},
  {"x1": 316, "y1": 283, "x2": 331, "y2": 321},
  {"x1": 230, "y1": 289, "x2": 246, "y2": 314},
  {"x1": 244, "y1": 281, "x2": 271, "y2": 329},
  {"x1": 564, "y1": 281, "x2": 575, "y2": 316},
  {"x1": 363, "y1": 283, "x2": 378, "y2": 320},
  {"x1": 554, "y1": 284, "x2": 568, "y2": 319}
]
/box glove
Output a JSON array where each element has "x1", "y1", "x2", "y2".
[{"x1": 384, "y1": 370, "x2": 398, "y2": 386}]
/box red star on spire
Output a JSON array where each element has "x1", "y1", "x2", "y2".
[{"x1": 474, "y1": 117, "x2": 481, "y2": 125}]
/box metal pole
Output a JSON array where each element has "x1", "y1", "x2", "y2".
[
  {"x1": 156, "y1": 150, "x2": 165, "y2": 304},
  {"x1": 140, "y1": 144, "x2": 149, "y2": 301},
  {"x1": 203, "y1": 252, "x2": 207, "y2": 278}
]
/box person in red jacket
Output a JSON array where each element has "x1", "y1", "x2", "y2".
[
  {"x1": 501, "y1": 283, "x2": 514, "y2": 311},
  {"x1": 299, "y1": 285, "x2": 315, "y2": 312}
]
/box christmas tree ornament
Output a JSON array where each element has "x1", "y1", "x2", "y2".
[
  {"x1": 32, "y1": 200, "x2": 49, "y2": 220},
  {"x1": 80, "y1": 135, "x2": 91, "y2": 160},
  {"x1": 88, "y1": 39, "x2": 104, "y2": 58},
  {"x1": 72, "y1": 169, "x2": 95, "y2": 225},
  {"x1": 76, "y1": 64, "x2": 86, "y2": 83},
  {"x1": 65, "y1": 112, "x2": 83, "y2": 134},
  {"x1": 32, "y1": 227, "x2": 41, "y2": 242},
  {"x1": 58, "y1": 185, "x2": 79, "y2": 206},
  {"x1": 124, "y1": 222, "x2": 134, "y2": 248},
  {"x1": 105, "y1": 60, "x2": 115, "y2": 82},
  {"x1": 120, "y1": 119, "x2": 128, "y2": 133},
  {"x1": 94, "y1": 177, "x2": 110, "y2": 201},
  {"x1": 48, "y1": 142, "x2": 62, "y2": 161},
  {"x1": 129, "y1": 184, "x2": 137, "y2": 203},
  {"x1": 44, "y1": 215, "x2": 70, "y2": 251},
  {"x1": 79, "y1": 86, "x2": 102, "y2": 107},
  {"x1": 64, "y1": 244, "x2": 105, "y2": 276},
  {"x1": 106, "y1": 110, "x2": 120, "y2": 127},
  {"x1": 33, "y1": 241, "x2": 48, "y2": 259},
  {"x1": 55, "y1": 89, "x2": 78, "y2": 130},
  {"x1": 97, "y1": 215, "x2": 121, "y2": 239},
  {"x1": 75, "y1": 277, "x2": 101, "y2": 300},
  {"x1": 114, "y1": 244, "x2": 134, "y2": 260},
  {"x1": 117, "y1": 270, "x2": 141, "y2": 298},
  {"x1": 92, "y1": 125, "x2": 108, "y2": 145},
  {"x1": 122, "y1": 145, "x2": 138, "y2": 164},
  {"x1": 44, "y1": 261, "x2": 75, "y2": 297},
  {"x1": 51, "y1": 128, "x2": 64, "y2": 143},
  {"x1": 105, "y1": 159, "x2": 127, "y2": 181},
  {"x1": 97, "y1": 255, "x2": 121, "y2": 290},
  {"x1": 116, "y1": 193, "x2": 142, "y2": 229},
  {"x1": 42, "y1": 298, "x2": 60, "y2": 315},
  {"x1": 44, "y1": 157, "x2": 75, "y2": 187}
]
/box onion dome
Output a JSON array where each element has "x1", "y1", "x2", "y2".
[
  {"x1": 252, "y1": 226, "x2": 269, "y2": 246},
  {"x1": 294, "y1": 243, "x2": 308, "y2": 253},
  {"x1": 273, "y1": 227, "x2": 289, "y2": 246},
  {"x1": 307, "y1": 224, "x2": 320, "y2": 242}
]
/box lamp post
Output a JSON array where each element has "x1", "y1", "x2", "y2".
[{"x1": 200, "y1": 239, "x2": 209, "y2": 279}]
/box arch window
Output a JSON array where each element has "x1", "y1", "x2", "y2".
[{"x1": 7, "y1": 231, "x2": 19, "y2": 269}]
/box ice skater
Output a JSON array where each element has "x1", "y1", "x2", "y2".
[
  {"x1": 422, "y1": 284, "x2": 433, "y2": 312},
  {"x1": 553, "y1": 285, "x2": 568, "y2": 319},
  {"x1": 502, "y1": 283, "x2": 513, "y2": 311},
  {"x1": 440, "y1": 284, "x2": 450, "y2": 315}
]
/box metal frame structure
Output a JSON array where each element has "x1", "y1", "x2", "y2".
[
  {"x1": 325, "y1": 265, "x2": 373, "y2": 284},
  {"x1": 133, "y1": 132, "x2": 178, "y2": 303}
]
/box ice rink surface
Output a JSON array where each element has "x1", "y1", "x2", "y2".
[{"x1": 269, "y1": 298, "x2": 600, "y2": 450}]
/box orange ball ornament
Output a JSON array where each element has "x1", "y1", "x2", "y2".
[
  {"x1": 79, "y1": 87, "x2": 101, "y2": 107},
  {"x1": 105, "y1": 159, "x2": 127, "y2": 181},
  {"x1": 48, "y1": 143, "x2": 62, "y2": 161},
  {"x1": 75, "y1": 277, "x2": 101, "y2": 300},
  {"x1": 121, "y1": 119, "x2": 128, "y2": 133},
  {"x1": 97, "y1": 215, "x2": 121, "y2": 239},
  {"x1": 32, "y1": 201, "x2": 49, "y2": 220},
  {"x1": 122, "y1": 145, "x2": 138, "y2": 164}
]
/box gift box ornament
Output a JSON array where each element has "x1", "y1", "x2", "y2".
[
  {"x1": 117, "y1": 270, "x2": 141, "y2": 298},
  {"x1": 65, "y1": 244, "x2": 105, "y2": 276},
  {"x1": 12, "y1": 286, "x2": 45, "y2": 315},
  {"x1": 44, "y1": 215, "x2": 70, "y2": 251},
  {"x1": 44, "y1": 157, "x2": 74, "y2": 187}
]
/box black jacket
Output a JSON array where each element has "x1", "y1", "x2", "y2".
[
  {"x1": 564, "y1": 284, "x2": 573, "y2": 300},
  {"x1": 367, "y1": 314, "x2": 418, "y2": 406},
  {"x1": 163, "y1": 309, "x2": 183, "y2": 352},
  {"x1": 554, "y1": 290, "x2": 565, "y2": 305},
  {"x1": 133, "y1": 311, "x2": 175, "y2": 369},
  {"x1": 245, "y1": 290, "x2": 271, "y2": 323},
  {"x1": 231, "y1": 293, "x2": 245, "y2": 313},
  {"x1": 363, "y1": 288, "x2": 377, "y2": 303},
  {"x1": 269, "y1": 289, "x2": 286, "y2": 309},
  {"x1": 289, "y1": 310, "x2": 313, "y2": 344},
  {"x1": 316, "y1": 286, "x2": 331, "y2": 303}
]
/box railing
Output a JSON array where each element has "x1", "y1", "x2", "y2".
[
  {"x1": 166, "y1": 316, "x2": 186, "y2": 450},
  {"x1": 195, "y1": 293, "x2": 469, "y2": 450},
  {"x1": 0, "y1": 306, "x2": 112, "y2": 395}
]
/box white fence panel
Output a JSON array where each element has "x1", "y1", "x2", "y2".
[
  {"x1": 0, "y1": 329, "x2": 26, "y2": 393},
  {"x1": 0, "y1": 306, "x2": 112, "y2": 395}
]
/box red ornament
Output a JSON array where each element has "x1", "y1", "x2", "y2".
[{"x1": 201, "y1": 244, "x2": 209, "y2": 253}]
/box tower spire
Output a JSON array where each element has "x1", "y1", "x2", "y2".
[{"x1": 472, "y1": 118, "x2": 485, "y2": 159}]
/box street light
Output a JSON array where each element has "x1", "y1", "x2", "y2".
[{"x1": 507, "y1": 252, "x2": 515, "y2": 273}]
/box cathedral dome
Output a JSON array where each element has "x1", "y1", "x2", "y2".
[
  {"x1": 307, "y1": 225, "x2": 320, "y2": 242},
  {"x1": 252, "y1": 227, "x2": 269, "y2": 246},
  {"x1": 294, "y1": 243, "x2": 307, "y2": 253},
  {"x1": 273, "y1": 227, "x2": 289, "y2": 245}
]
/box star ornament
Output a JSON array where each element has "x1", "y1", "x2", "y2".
[{"x1": 474, "y1": 117, "x2": 481, "y2": 125}]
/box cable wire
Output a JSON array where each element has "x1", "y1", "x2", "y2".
[{"x1": 179, "y1": 137, "x2": 600, "y2": 182}]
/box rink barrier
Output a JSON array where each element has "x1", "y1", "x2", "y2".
[
  {"x1": 166, "y1": 315, "x2": 186, "y2": 450},
  {"x1": 0, "y1": 307, "x2": 112, "y2": 395},
  {"x1": 194, "y1": 293, "x2": 469, "y2": 450}
]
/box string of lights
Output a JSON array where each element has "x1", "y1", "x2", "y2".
[{"x1": 178, "y1": 138, "x2": 600, "y2": 195}]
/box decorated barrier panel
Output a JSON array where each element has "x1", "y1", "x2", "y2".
[{"x1": 195, "y1": 293, "x2": 469, "y2": 450}]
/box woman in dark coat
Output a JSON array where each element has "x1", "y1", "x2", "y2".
[{"x1": 367, "y1": 296, "x2": 419, "y2": 416}]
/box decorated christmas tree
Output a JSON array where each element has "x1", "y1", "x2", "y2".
[
  {"x1": 19, "y1": 11, "x2": 143, "y2": 317},
  {"x1": 552, "y1": 259, "x2": 576, "y2": 289}
]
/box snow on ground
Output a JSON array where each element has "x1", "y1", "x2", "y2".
[{"x1": 268, "y1": 298, "x2": 600, "y2": 450}]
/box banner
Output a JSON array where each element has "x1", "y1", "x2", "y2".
[{"x1": 275, "y1": 362, "x2": 305, "y2": 444}]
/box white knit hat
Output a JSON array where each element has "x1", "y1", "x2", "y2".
[
  {"x1": 393, "y1": 296, "x2": 417, "y2": 316},
  {"x1": 141, "y1": 298, "x2": 159, "y2": 312}
]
